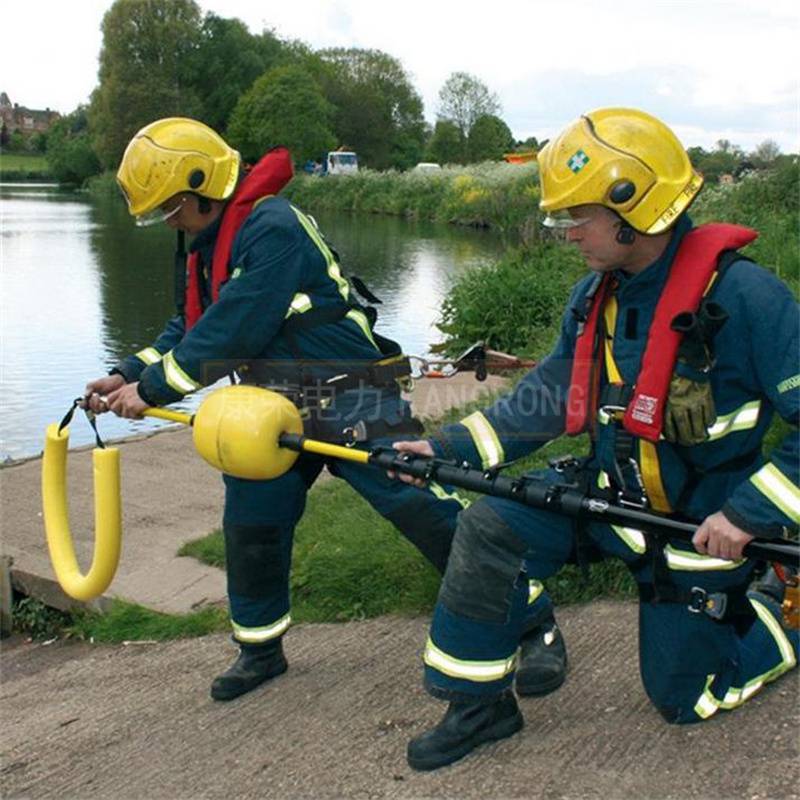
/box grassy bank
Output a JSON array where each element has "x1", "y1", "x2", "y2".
[
  {"x1": 284, "y1": 162, "x2": 541, "y2": 240},
  {"x1": 0, "y1": 152, "x2": 53, "y2": 181}
]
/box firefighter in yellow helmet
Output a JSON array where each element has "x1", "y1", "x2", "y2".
[
  {"x1": 83, "y1": 117, "x2": 476, "y2": 702},
  {"x1": 393, "y1": 107, "x2": 799, "y2": 770}
]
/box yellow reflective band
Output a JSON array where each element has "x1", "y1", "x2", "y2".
[
  {"x1": 777, "y1": 374, "x2": 800, "y2": 394},
  {"x1": 231, "y1": 613, "x2": 291, "y2": 644},
  {"x1": 750, "y1": 596, "x2": 797, "y2": 669},
  {"x1": 612, "y1": 524, "x2": 647, "y2": 554},
  {"x1": 602, "y1": 296, "x2": 623, "y2": 384},
  {"x1": 291, "y1": 206, "x2": 350, "y2": 301},
  {"x1": 461, "y1": 411, "x2": 505, "y2": 469},
  {"x1": 720, "y1": 679, "x2": 764, "y2": 709},
  {"x1": 750, "y1": 463, "x2": 800, "y2": 523},
  {"x1": 706, "y1": 400, "x2": 761, "y2": 441},
  {"x1": 528, "y1": 580, "x2": 544, "y2": 604},
  {"x1": 163, "y1": 351, "x2": 201, "y2": 395},
  {"x1": 345, "y1": 308, "x2": 379, "y2": 350},
  {"x1": 285, "y1": 292, "x2": 312, "y2": 318},
  {"x1": 663, "y1": 544, "x2": 746, "y2": 571},
  {"x1": 693, "y1": 674, "x2": 720, "y2": 719},
  {"x1": 136, "y1": 347, "x2": 162, "y2": 365},
  {"x1": 423, "y1": 637, "x2": 517, "y2": 682},
  {"x1": 428, "y1": 481, "x2": 471, "y2": 509},
  {"x1": 639, "y1": 439, "x2": 671, "y2": 513}
]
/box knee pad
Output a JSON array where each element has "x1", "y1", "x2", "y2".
[
  {"x1": 439, "y1": 501, "x2": 527, "y2": 624},
  {"x1": 224, "y1": 524, "x2": 289, "y2": 598}
]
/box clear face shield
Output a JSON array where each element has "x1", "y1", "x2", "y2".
[{"x1": 135, "y1": 196, "x2": 187, "y2": 228}]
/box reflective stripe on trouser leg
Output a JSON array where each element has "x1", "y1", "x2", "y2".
[
  {"x1": 424, "y1": 497, "x2": 571, "y2": 700},
  {"x1": 695, "y1": 594, "x2": 798, "y2": 719},
  {"x1": 222, "y1": 467, "x2": 314, "y2": 645},
  {"x1": 224, "y1": 522, "x2": 295, "y2": 644}
]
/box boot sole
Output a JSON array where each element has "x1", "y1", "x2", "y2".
[
  {"x1": 515, "y1": 669, "x2": 566, "y2": 697},
  {"x1": 210, "y1": 658, "x2": 288, "y2": 702},
  {"x1": 407, "y1": 711, "x2": 524, "y2": 772}
]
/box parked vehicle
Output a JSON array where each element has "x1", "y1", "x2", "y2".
[{"x1": 325, "y1": 150, "x2": 358, "y2": 175}]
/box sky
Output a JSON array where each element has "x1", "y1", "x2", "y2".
[{"x1": 3, "y1": 0, "x2": 799, "y2": 153}]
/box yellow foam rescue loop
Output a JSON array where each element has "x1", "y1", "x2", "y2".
[
  {"x1": 41, "y1": 423, "x2": 122, "y2": 601},
  {"x1": 192, "y1": 385, "x2": 304, "y2": 480}
]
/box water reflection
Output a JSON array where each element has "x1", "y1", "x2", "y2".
[{"x1": 1, "y1": 186, "x2": 504, "y2": 459}]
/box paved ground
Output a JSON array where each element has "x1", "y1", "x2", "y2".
[
  {"x1": 2, "y1": 601, "x2": 798, "y2": 800},
  {"x1": 0, "y1": 374, "x2": 505, "y2": 615}
]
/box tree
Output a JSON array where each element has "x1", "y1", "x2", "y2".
[
  {"x1": 313, "y1": 48, "x2": 427, "y2": 170},
  {"x1": 88, "y1": 0, "x2": 204, "y2": 169},
  {"x1": 751, "y1": 139, "x2": 781, "y2": 168},
  {"x1": 467, "y1": 114, "x2": 514, "y2": 162},
  {"x1": 226, "y1": 65, "x2": 336, "y2": 164},
  {"x1": 46, "y1": 107, "x2": 101, "y2": 184},
  {"x1": 436, "y1": 72, "x2": 500, "y2": 138},
  {"x1": 426, "y1": 120, "x2": 466, "y2": 165},
  {"x1": 187, "y1": 14, "x2": 293, "y2": 132}
]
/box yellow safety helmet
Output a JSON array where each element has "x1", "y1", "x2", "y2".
[
  {"x1": 192, "y1": 385, "x2": 304, "y2": 480},
  {"x1": 116, "y1": 117, "x2": 241, "y2": 226},
  {"x1": 538, "y1": 108, "x2": 703, "y2": 234}
]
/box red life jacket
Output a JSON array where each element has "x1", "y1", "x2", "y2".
[
  {"x1": 565, "y1": 223, "x2": 758, "y2": 442},
  {"x1": 184, "y1": 147, "x2": 294, "y2": 330}
]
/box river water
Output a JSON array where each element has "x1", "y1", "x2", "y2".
[{"x1": 0, "y1": 184, "x2": 505, "y2": 460}]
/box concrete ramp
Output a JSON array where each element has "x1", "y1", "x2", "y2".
[{"x1": 2, "y1": 601, "x2": 798, "y2": 799}]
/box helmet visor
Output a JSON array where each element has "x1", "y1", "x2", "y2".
[
  {"x1": 542, "y1": 210, "x2": 591, "y2": 229},
  {"x1": 135, "y1": 197, "x2": 186, "y2": 228}
]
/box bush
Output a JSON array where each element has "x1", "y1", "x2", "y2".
[{"x1": 435, "y1": 244, "x2": 584, "y2": 358}]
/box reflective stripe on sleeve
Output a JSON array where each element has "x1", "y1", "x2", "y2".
[
  {"x1": 231, "y1": 613, "x2": 291, "y2": 644},
  {"x1": 135, "y1": 346, "x2": 162, "y2": 365},
  {"x1": 706, "y1": 400, "x2": 761, "y2": 441},
  {"x1": 750, "y1": 463, "x2": 800, "y2": 523},
  {"x1": 423, "y1": 637, "x2": 518, "y2": 682},
  {"x1": 461, "y1": 411, "x2": 504, "y2": 469},
  {"x1": 163, "y1": 351, "x2": 202, "y2": 395}
]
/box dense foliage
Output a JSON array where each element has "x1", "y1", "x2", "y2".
[{"x1": 227, "y1": 65, "x2": 336, "y2": 163}]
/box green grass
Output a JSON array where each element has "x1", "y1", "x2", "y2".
[{"x1": 0, "y1": 151, "x2": 51, "y2": 179}]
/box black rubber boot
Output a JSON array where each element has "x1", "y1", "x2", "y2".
[
  {"x1": 515, "y1": 619, "x2": 567, "y2": 696},
  {"x1": 407, "y1": 690, "x2": 523, "y2": 771},
  {"x1": 210, "y1": 641, "x2": 288, "y2": 702}
]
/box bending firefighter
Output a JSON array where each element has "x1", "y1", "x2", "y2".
[
  {"x1": 393, "y1": 107, "x2": 800, "y2": 771},
  {"x1": 84, "y1": 118, "x2": 562, "y2": 701}
]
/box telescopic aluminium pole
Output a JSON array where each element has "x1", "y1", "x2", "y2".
[{"x1": 279, "y1": 433, "x2": 800, "y2": 567}]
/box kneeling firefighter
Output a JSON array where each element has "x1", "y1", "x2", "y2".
[
  {"x1": 393, "y1": 107, "x2": 799, "y2": 770},
  {"x1": 84, "y1": 118, "x2": 564, "y2": 701}
]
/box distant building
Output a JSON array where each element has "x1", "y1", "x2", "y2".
[{"x1": 0, "y1": 92, "x2": 61, "y2": 137}]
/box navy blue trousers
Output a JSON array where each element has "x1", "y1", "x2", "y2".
[{"x1": 424, "y1": 468, "x2": 798, "y2": 723}]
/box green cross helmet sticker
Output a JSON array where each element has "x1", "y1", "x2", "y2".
[{"x1": 568, "y1": 149, "x2": 590, "y2": 173}]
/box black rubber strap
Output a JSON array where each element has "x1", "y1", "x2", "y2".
[{"x1": 59, "y1": 399, "x2": 105, "y2": 449}]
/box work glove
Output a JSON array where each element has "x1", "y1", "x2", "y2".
[{"x1": 663, "y1": 368, "x2": 716, "y2": 446}]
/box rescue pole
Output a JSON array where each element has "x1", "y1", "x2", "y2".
[{"x1": 276, "y1": 433, "x2": 800, "y2": 568}]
